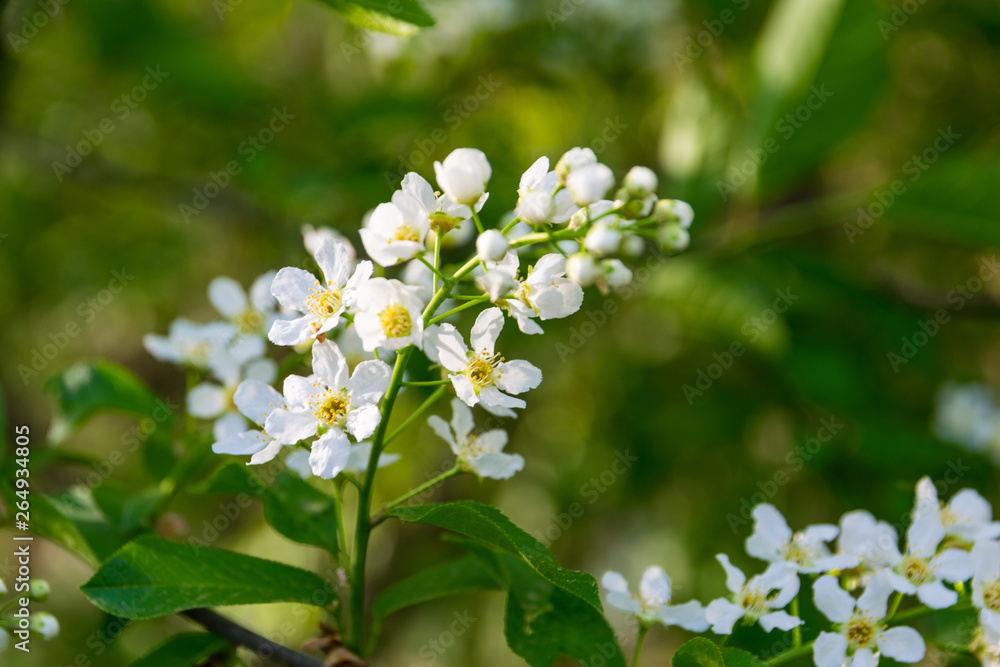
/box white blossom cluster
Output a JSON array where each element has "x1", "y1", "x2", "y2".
[
  {"x1": 603, "y1": 477, "x2": 1000, "y2": 667},
  {"x1": 144, "y1": 147, "x2": 692, "y2": 482},
  {"x1": 935, "y1": 382, "x2": 1000, "y2": 466},
  {"x1": 0, "y1": 578, "x2": 59, "y2": 651}
]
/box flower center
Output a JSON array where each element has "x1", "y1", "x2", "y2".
[
  {"x1": 429, "y1": 211, "x2": 461, "y2": 234},
  {"x1": 314, "y1": 389, "x2": 350, "y2": 427},
  {"x1": 460, "y1": 433, "x2": 486, "y2": 460},
  {"x1": 985, "y1": 581, "x2": 1000, "y2": 612},
  {"x1": 306, "y1": 283, "x2": 342, "y2": 319},
  {"x1": 782, "y1": 534, "x2": 818, "y2": 567},
  {"x1": 379, "y1": 304, "x2": 413, "y2": 338},
  {"x1": 846, "y1": 616, "x2": 877, "y2": 649},
  {"x1": 393, "y1": 223, "x2": 421, "y2": 243},
  {"x1": 739, "y1": 586, "x2": 771, "y2": 620},
  {"x1": 900, "y1": 555, "x2": 932, "y2": 585},
  {"x1": 236, "y1": 309, "x2": 264, "y2": 335},
  {"x1": 466, "y1": 351, "x2": 502, "y2": 390}
]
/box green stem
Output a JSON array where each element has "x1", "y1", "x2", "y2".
[
  {"x1": 500, "y1": 217, "x2": 521, "y2": 234},
  {"x1": 330, "y1": 479, "x2": 351, "y2": 629},
  {"x1": 373, "y1": 465, "x2": 462, "y2": 523},
  {"x1": 633, "y1": 624, "x2": 649, "y2": 667},
  {"x1": 427, "y1": 296, "x2": 491, "y2": 325},
  {"x1": 886, "y1": 591, "x2": 904, "y2": 620},
  {"x1": 472, "y1": 211, "x2": 485, "y2": 234},
  {"x1": 348, "y1": 346, "x2": 413, "y2": 654},
  {"x1": 419, "y1": 255, "x2": 448, "y2": 286},
  {"x1": 422, "y1": 257, "x2": 480, "y2": 325},
  {"x1": 764, "y1": 642, "x2": 814, "y2": 666},
  {"x1": 790, "y1": 596, "x2": 801, "y2": 648},
  {"x1": 401, "y1": 379, "x2": 451, "y2": 387},
  {"x1": 383, "y1": 385, "x2": 448, "y2": 447},
  {"x1": 433, "y1": 234, "x2": 442, "y2": 294}
]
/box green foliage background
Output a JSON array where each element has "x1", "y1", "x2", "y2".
[{"x1": 1, "y1": 0, "x2": 1000, "y2": 664}]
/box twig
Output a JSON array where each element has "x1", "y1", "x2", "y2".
[{"x1": 183, "y1": 608, "x2": 326, "y2": 667}]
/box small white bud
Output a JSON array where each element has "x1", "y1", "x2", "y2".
[
  {"x1": 584, "y1": 221, "x2": 622, "y2": 256},
  {"x1": 476, "y1": 229, "x2": 509, "y2": 262},
  {"x1": 602, "y1": 259, "x2": 633, "y2": 290},
  {"x1": 555, "y1": 147, "x2": 597, "y2": 183},
  {"x1": 434, "y1": 148, "x2": 491, "y2": 205},
  {"x1": 567, "y1": 163, "x2": 615, "y2": 206},
  {"x1": 658, "y1": 223, "x2": 690, "y2": 252},
  {"x1": 30, "y1": 612, "x2": 60, "y2": 641},
  {"x1": 655, "y1": 199, "x2": 694, "y2": 229},
  {"x1": 516, "y1": 190, "x2": 556, "y2": 224},
  {"x1": 621, "y1": 235, "x2": 645, "y2": 258},
  {"x1": 624, "y1": 166, "x2": 658, "y2": 199},
  {"x1": 566, "y1": 253, "x2": 601, "y2": 287},
  {"x1": 29, "y1": 580, "x2": 50, "y2": 602}
]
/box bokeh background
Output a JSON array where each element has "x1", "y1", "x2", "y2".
[{"x1": 2, "y1": 0, "x2": 1000, "y2": 664}]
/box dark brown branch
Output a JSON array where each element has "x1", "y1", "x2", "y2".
[{"x1": 182, "y1": 608, "x2": 325, "y2": 667}]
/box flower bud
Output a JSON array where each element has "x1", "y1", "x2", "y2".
[
  {"x1": 434, "y1": 148, "x2": 491, "y2": 205},
  {"x1": 658, "y1": 222, "x2": 690, "y2": 252},
  {"x1": 476, "y1": 229, "x2": 509, "y2": 262},
  {"x1": 516, "y1": 190, "x2": 556, "y2": 224},
  {"x1": 478, "y1": 270, "x2": 516, "y2": 302},
  {"x1": 567, "y1": 163, "x2": 615, "y2": 206},
  {"x1": 654, "y1": 199, "x2": 694, "y2": 229},
  {"x1": 621, "y1": 234, "x2": 645, "y2": 258},
  {"x1": 602, "y1": 259, "x2": 633, "y2": 290},
  {"x1": 584, "y1": 221, "x2": 622, "y2": 256},
  {"x1": 614, "y1": 193, "x2": 655, "y2": 220},
  {"x1": 566, "y1": 253, "x2": 601, "y2": 287},
  {"x1": 28, "y1": 580, "x2": 50, "y2": 602},
  {"x1": 624, "y1": 166, "x2": 658, "y2": 199},
  {"x1": 568, "y1": 207, "x2": 589, "y2": 231},
  {"x1": 30, "y1": 612, "x2": 60, "y2": 641},
  {"x1": 555, "y1": 147, "x2": 597, "y2": 183}
]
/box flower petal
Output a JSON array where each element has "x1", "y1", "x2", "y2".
[
  {"x1": 309, "y1": 429, "x2": 351, "y2": 479},
  {"x1": 716, "y1": 554, "x2": 747, "y2": 594},
  {"x1": 270, "y1": 267, "x2": 318, "y2": 312},
  {"x1": 449, "y1": 398, "x2": 475, "y2": 442},
  {"x1": 187, "y1": 383, "x2": 227, "y2": 419},
  {"x1": 268, "y1": 315, "x2": 315, "y2": 346},
  {"x1": 877, "y1": 626, "x2": 925, "y2": 663},
  {"x1": 601, "y1": 571, "x2": 630, "y2": 595},
  {"x1": 759, "y1": 610, "x2": 802, "y2": 632},
  {"x1": 496, "y1": 360, "x2": 542, "y2": 395},
  {"x1": 478, "y1": 386, "x2": 526, "y2": 411},
  {"x1": 248, "y1": 438, "x2": 284, "y2": 465},
  {"x1": 451, "y1": 374, "x2": 479, "y2": 408},
  {"x1": 470, "y1": 307, "x2": 504, "y2": 355},
  {"x1": 345, "y1": 403, "x2": 381, "y2": 441},
  {"x1": 813, "y1": 631, "x2": 848, "y2": 667},
  {"x1": 428, "y1": 414, "x2": 457, "y2": 451},
  {"x1": 813, "y1": 575, "x2": 855, "y2": 624},
  {"x1": 348, "y1": 360, "x2": 393, "y2": 404},
  {"x1": 916, "y1": 580, "x2": 958, "y2": 609},
  {"x1": 932, "y1": 548, "x2": 973, "y2": 582},
  {"x1": 313, "y1": 340, "x2": 349, "y2": 390},
  {"x1": 746, "y1": 504, "x2": 792, "y2": 563},
  {"x1": 264, "y1": 408, "x2": 317, "y2": 445},
  {"x1": 315, "y1": 237, "x2": 351, "y2": 288},
  {"x1": 639, "y1": 566, "x2": 671, "y2": 605},
  {"x1": 705, "y1": 599, "x2": 744, "y2": 635},
  {"x1": 435, "y1": 324, "x2": 471, "y2": 372},
  {"x1": 469, "y1": 452, "x2": 523, "y2": 480},
  {"x1": 208, "y1": 277, "x2": 248, "y2": 318},
  {"x1": 906, "y1": 512, "x2": 945, "y2": 559},
  {"x1": 660, "y1": 600, "x2": 709, "y2": 632}
]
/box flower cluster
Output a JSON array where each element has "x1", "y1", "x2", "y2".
[
  {"x1": 0, "y1": 577, "x2": 59, "y2": 651},
  {"x1": 603, "y1": 476, "x2": 1000, "y2": 667},
  {"x1": 144, "y1": 147, "x2": 692, "y2": 482}
]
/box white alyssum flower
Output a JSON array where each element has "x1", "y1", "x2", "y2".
[
  {"x1": 360, "y1": 191, "x2": 431, "y2": 267},
  {"x1": 268, "y1": 238, "x2": 372, "y2": 346},
  {"x1": 187, "y1": 337, "x2": 277, "y2": 442},
  {"x1": 476, "y1": 229, "x2": 509, "y2": 262},
  {"x1": 913, "y1": 476, "x2": 1000, "y2": 543},
  {"x1": 884, "y1": 511, "x2": 973, "y2": 609},
  {"x1": 433, "y1": 307, "x2": 542, "y2": 416},
  {"x1": 30, "y1": 612, "x2": 60, "y2": 641},
  {"x1": 566, "y1": 253, "x2": 601, "y2": 287},
  {"x1": 812, "y1": 573, "x2": 925, "y2": 667},
  {"x1": 479, "y1": 253, "x2": 583, "y2": 335},
  {"x1": 746, "y1": 504, "x2": 860, "y2": 574},
  {"x1": 265, "y1": 340, "x2": 391, "y2": 479},
  {"x1": 434, "y1": 148, "x2": 491, "y2": 206},
  {"x1": 601, "y1": 566, "x2": 709, "y2": 630},
  {"x1": 972, "y1": 540, "x2": 1000, "y2": 633},
  {"x1": 208, "y1": 273, "x2": 280, "y2": 337},
  {"x1": 353, "y1": 278, "x2": 426, "y2": 352},
  {"x1": 624, "y1": 166, "x2": 658, "y2": 199},
  {"x1": 143, "y1": 319, "x2": 236, "y2": 373},
  {"x1": 555, "y1": 147, "x2": 598, "y2": 183},
  {"x1": 515, "y1": 157, "x2": 576, "y2": 225},
  {"x1": 705, "y1": 555, "x2": 802, "y2": 634},
  {"x1": 211, "y1": 379, "x2": 288, "y2": 466},
  {"x1": 583, "y1": 220, "x2": 622, "y2": 256},
  {"x1": 567, "y1": 163, "x2": 615, "y2": 206},
  {"x1": 428, "y1": 398, "x2": 523, "y2": 480},
  {"x1": 837, "y1": 510, "x2": 902, "y2": 573}
]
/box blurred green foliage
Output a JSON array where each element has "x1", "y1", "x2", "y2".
[{"x1": 2, "y1": 0, "x2": 1000, "y2": 664}]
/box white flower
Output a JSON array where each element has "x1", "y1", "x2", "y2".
[
  {"x1": 285, "y1": 440, "x2": 400, "y2": 479},
  {"x1": 143, "y1": 318, "x2": 236, "y2": 373},
  {"x1": 978, "y1": 619, "x2": 1000, "y2": 667},
  {"x1": 400, "y1": 172, "x2": 483, "y2": 240},
  {"x1": 705, "y1": 555, "x2": 801, "y2": 634},
  {"x1": 188, "y1": 337, "x2": 277, "y2": 442},
  {"x1": 566, "y1": 253, "x2": 601, "y2": 287},
  {"x1": 655, "y1": 199, "x2": 695, "y2": 229},
  {"x1": 360, "y1": 193, "x2": 431, "y2": 267},
  {"x1": 402, "y1": 258, "x2": 436, "y2": 301},
  {"x1": 567, "y1": 163, "x2": 614, "y2": 206},
  {"x1": 208, "y1": 273, "x2": 280, "y2": 337},
  {"x1": 480, "y1": 253, "x2": 583, "y2": 335},
  {"x1": 434, "y1": 148, "x2": 491, "y2": 206},
  {"x1": 812, "y1": 572, "x2": 925, "y2": 667},
  {"x1": 601, "y1": 567, "x2": 709, "y2": 630},
  {"x1": 555, "y1": 147, "x2": 598, "y2": 183},
  {"x1": 428, "y1": 398, "x2": 523, "y2": 480},
  {"x1": 583, "y1": 220, "x2": 622, "y2": 256},
  {"x1": 972, "y1": 540, "x2": 1000, "y2": 633},
  {"x1": 515, "y1": 157, "x2": 576, "y2": 225},
  {"x1": 913, "y1": 476, "x2": 1000, "y2": 543},
  {"x1": 476, "y1": 229, "x2": 509, "y2": 262},
  {"x1": 303, "y1": 224, "x2": 356, "y2": 263},
  {"x1": 30, "y1": 612, "x2": 60, "y2": 641},
  {"x1": 268, "y1": 238, "x2": 372, "y2": 346},
  {"x1": 211, "y1": 379, "x2": 288, "y2": 466},
  {"x1": 884, "y1": 511, "x2": 973, "y2": 609},
  {"x1": 354, "y1": 278, "x2": 426, "y2": 352},
  {"x1": 837, "y1": 510, "x2": 902, "y2": 573},
  {"x1": 433, "y1": 307, "x2": 542, "y2": 417},
  {"x1": 624, "y1": 166, "x2": 658, "y2": 199},
  {"x1": 746, "y1": 504, "x2": 860, "y2": 574},
  {"x1": 264, "y1": 340, "x2": 392, "y2": 479}
]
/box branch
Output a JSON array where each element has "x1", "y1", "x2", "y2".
[{"x1": 182, "y1": 608, "x2": 326, "y2": 667}]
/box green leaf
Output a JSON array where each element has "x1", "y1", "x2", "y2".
[
  {"x1": 129, "y1": 633, "x2": 231, "y2": 667},
  {"x1": 311, "y1": 0, "x2": 434, "y2": 34},
  {"x1": 82, "y1": 535, "x2": 336, "y2": 619},
  {"x1": 673, "y1": 637, "x2": 726, "y2": 667},
  {"x1": 193, "y1": 462, "x2": 264, "y2": 498},
  {"x1": 722, "y1": 647, "x2": 767, "y2": 667},
  {"x1": 390, "y1": 501, "x2": 626, "y2": 667},
  {"x1": 93, "y1": 485, "x2": 163, "y2": 532},
  {"x1": 374, "y1": 555, "x2": 501, "y2": 621},
  {"x1": 263, "y1": 471, "x2": 340, "y2": 554},
  {"x1": 24, "y1": 490, "x2": 130, "y2": 567}
]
